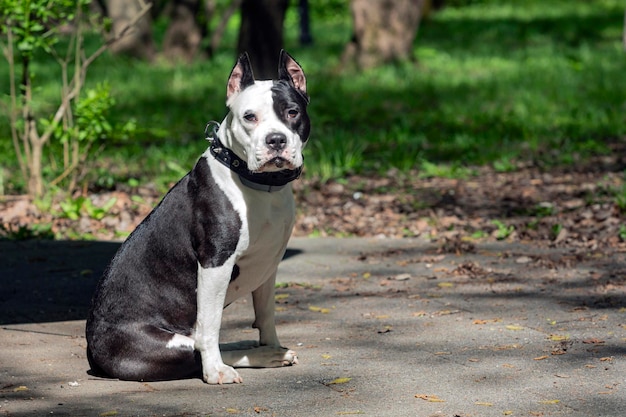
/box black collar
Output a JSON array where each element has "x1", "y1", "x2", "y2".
[{"x1": 205, "y1": 121, "x2": 302, "y2": 192}]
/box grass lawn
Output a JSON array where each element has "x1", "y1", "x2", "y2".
[{"x1": 1, "y1": 0, "x2": 625, "y2": 194}]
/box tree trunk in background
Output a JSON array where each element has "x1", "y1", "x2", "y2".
[
  {"x1": 163, "y1": 0, "x2": 205, "y2": 62},
  {"x1": 237, "y1": 0, "x2": 289, "y2": 79},
  {"x1": 106, "y1": 0, "x2": 155, "y2": 60},
  {"x1": 343, "y1": 0, "x2": 423, "y2": 69}
]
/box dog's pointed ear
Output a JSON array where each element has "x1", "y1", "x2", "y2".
[
  {"x1": 278, "y1": 50, "x2": 308, "y2": 99},
  {"x1": 227, "y1": 52, "x2": 256, "y2": 99}
]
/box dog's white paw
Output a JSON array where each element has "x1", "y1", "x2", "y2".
[
  {"x1": 223, "y1": 346, "x2": 298, "y2": 368},
  {"x1": 203, "y1": 363, "x2": 243, "y2": 384},
  {"x1": 280, "y1": 348, "x2": 298, "y2": 366}
]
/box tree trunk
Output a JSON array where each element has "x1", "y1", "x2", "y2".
[
  {"x1": 106, "y1": 0, "x2": 155, "y2": 60},
  {"x1": 163, "y1": 0, "x2": 205, "y2": 62},
  {"x1": 237, "y1": 0, "x2": 289, "y2": 79},
  {"x1": 343, "y1": 0, "x2": 423, "y2": 69}
]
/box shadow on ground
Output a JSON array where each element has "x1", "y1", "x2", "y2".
[{"x1": 0, "y1": 240, "x2": 303, "y2": 325}]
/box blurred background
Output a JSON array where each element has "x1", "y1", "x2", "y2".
[{"x1": 1, "y1": 0, "x2": 625, "y2": 241}]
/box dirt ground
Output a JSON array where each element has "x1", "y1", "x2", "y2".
[{"x1": 1, "y1": 150, "x2": 626, "y2": 252}]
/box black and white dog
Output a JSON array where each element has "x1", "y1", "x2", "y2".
[{"x1": 86, "y1": 50, "x2": 310, "y2": 384}]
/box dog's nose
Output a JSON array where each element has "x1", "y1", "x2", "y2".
[{"x1": 265, "y1": 133, "x2": 287, "y2": 151}]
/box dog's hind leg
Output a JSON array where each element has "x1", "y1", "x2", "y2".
[{"x1": 88, "y1": 324, "x2": 201, "y2": 381}]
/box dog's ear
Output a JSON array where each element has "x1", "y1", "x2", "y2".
[
  {"x1": 227, "y1": 52, "x2": 256, "y2": 99},
  {"x1": 278, "y1": 50, "x2": 307, "y2": 99}
]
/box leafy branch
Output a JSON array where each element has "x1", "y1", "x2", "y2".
[{"x1": 0, "y1": 0, "x2": 152, "y2": 197}]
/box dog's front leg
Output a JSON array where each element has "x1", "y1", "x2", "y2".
[
  {"x1": 248, "y1": 272, "x2": 298, "y2": 367},
  {"x1": 252, "y1": 272, "x2": 281, "y2": 347},
  {"x1": 219, "y1": 271, "x2": 298, "y2": 368},
  {"x1": 195, "y1": 261, "x2": 243, "y2": 384}
]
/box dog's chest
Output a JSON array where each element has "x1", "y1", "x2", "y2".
[
  {"x1": 206, "y1": 156, "x2": 295, "y2": 302},
  {"x1": 227, "y1": 191, "x2": 294, "y2": 303}
]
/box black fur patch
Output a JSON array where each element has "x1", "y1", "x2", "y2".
[{"x1": 271, "y1": 80, "x2": 310, "y2": 143}]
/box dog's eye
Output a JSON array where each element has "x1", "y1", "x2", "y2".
[
  {"x1": 287, "y1": 109, "x2": 299, "y2": 119},
  {"x1": 243, "y1": 113, "x2": 257, "y2": 122}
]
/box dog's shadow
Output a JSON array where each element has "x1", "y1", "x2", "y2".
[{"x1": 0, "y1": 240, "x2": 304, "y2": 326}]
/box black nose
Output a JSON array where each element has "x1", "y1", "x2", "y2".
[{"x1": 265, "y1": 133, "x2": 287, "y2": 151}]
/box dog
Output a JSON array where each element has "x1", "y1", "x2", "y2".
[{"x1": 86, "y1": 50, "x2": 310, "y2": 384}]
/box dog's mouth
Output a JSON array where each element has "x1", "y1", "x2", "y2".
[{"x1": 257, "y1": 156, "x2": 297, "y2": 172}]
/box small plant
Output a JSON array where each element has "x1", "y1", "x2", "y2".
[
  {"x1": 0, "y1": 0, "x2": 150, "y2": 197},
  {"x1": 492, "y1": 219, "x2": 514, "y2": 240},
  {"x1": 418, "y1": 160, "x2": 472, "y2": 179},
  {"x1": 619, "y1": 224, "x2": 626, "y2": 242},
  {"x1": 615, "y1": 181, "x2": 626, "y2": 214},
  {"x1": 533, "y1": 202, "x2": 556, "y2": 217},
  {"x1": 493, "y1": 156, "x2": 517, "y2": 173},
  {"x1": 470, "y1": 229, "x2": 488, "y2": 240},
  {"x1": 59, "y1": 196, "x2": 117, "y2": 220},
  {"x1": 551, "y1": 223, "x2": 563, "y2": 240}
]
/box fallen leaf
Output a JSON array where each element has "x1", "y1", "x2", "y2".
[
  {"x1": 539, "y1": 399, "x2": 560, "y2": 405},
  {"x1": 475, "y1": 401, "x2": 493, "y2": 406},
  {"x1": 515, "y1": 256, "x2": 533, "y2": 264},
  {"x1": 309, "y1": 305, "x2": 331, "y2": 314},
  {"x1": 391, "y1": 273, "x2": 411, "y2": 281},
  {"x1": 437, "y1": 282, "x2": 454, "y2": 288},
  {"x1": 582, "y1": 338, "x2": 605, "y2": 344},
  {"x1": 328, "y1": 377, "x2": 352, "y2": 385},
  {"x1": 506, "y1": 325, "x2": 524, "y2": 331},
  {"x1": 435, "y1": 309, "x2": 460, "y2": 316},
  {"x1": 13, "y1": 386, "x2": 28, "y2": 392},
  {"x1": 503, "y1": 411, "x2": 513, "y2": 416},
  {"x1": 415, "y1": 394, "x2": 445, "y2": 402},
  {"x1": 274, "y1": 294, "x2": 289, "y2": 300},
  {"x1": 599, "y1": 357, "x2": 613, "y2": 362},
  {"x1": 100, "y1": 412, "x2": 118, "y2": 417},
  {"x1": 548, "y1": 334, "x2": 569, "y2": 341},
  {"x1": 321, "y1": 354, "x2": 332, "y2": 359},
  {"x1": 226, "y1": 408, "x2": 239, "y2": 413},
  {"x1": 493, "y1": 344, "x2": 522, "y2": 350},
  {"x1": 534, "y1": 355, "x2": 549, "y2": 361}
]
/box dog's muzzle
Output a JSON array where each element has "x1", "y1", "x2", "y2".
[{"x1": 205, "y1": 122, "x2": 302, "y2": 192}]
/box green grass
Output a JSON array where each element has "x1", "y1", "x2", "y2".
[{"x1": 1, "y1": 0, "x2": 625, "y2": 193}]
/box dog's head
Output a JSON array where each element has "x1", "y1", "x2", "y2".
[{"x1": 223, "y1": 50, "x2": 310, "y2": 173}]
